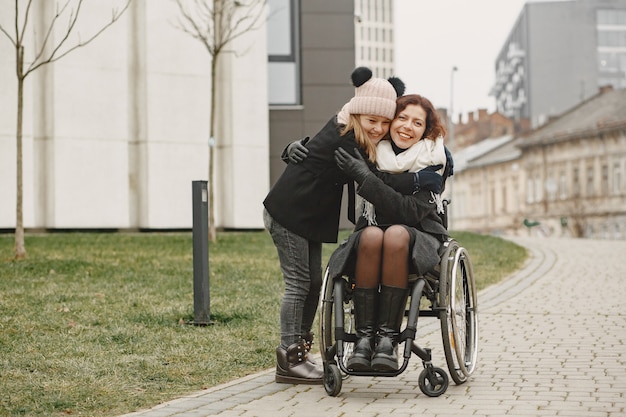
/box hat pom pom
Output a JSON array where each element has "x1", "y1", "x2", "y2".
[
  {"x1": 351, "y1": 67, "x2": 373, "y2": 87},
  {"x1": 387, "y1": 76, "x2": 405, "y2": 97}
]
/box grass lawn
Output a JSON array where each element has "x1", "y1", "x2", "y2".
[{"x1": 0, "y1": 230, "x2": 526, "y2": 416}]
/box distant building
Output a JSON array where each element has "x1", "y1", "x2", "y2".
[
  {"x1": 451, "y1": 86, "x2": 626, "y2": 239},
  {"x1": 267, "y1": 0, "x2": 356, "y2": 187},
  {"x1": 490, "y1": 0, "x2": 626, "y2": 128},
  {"x1": 354, "y1": 0, "x2": 394, "y2": 78},
  {"x1": 452, "y1": 109, "x2": 529, "y2": 150}
]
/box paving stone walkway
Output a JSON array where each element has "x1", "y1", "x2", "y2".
[{"x1": 121, "y1": 237, "x2": 626, "y2": 417}]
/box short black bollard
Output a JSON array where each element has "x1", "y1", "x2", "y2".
[{"x1": 192, "y1": 180, "x2": 212, "y2": 325}]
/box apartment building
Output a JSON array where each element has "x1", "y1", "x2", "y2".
[
  {"x1": 451, "y1": 86, "x2": 626, "y2": 239},
  {"x1": 354, "y1": 0, "x2": 394, "y2": 78},
  {"x1": 490, "y1": 0, "x2": 626, "y2": 128}
]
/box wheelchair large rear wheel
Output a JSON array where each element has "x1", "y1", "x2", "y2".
[
  {"x1": 439, "y1": 239, "x2": 478, "y2": 385},
  {"x1": 319, "y1": 269, "x2": 354, "y2": 374}
]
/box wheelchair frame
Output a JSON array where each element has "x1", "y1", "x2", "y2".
[{"x1": 318, "y1": 237, "x2": 479, "y2": 397}]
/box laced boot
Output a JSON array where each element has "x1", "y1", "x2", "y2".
[
  {"x1": 302, "y1": 331, "x2": 317, "y2": 365},
  {"x1": 346, "y1": 287, "x2": 378, "y2": 371},
  {"x1": 371, "y1": 285, "x2": 409, "y2": 372},
  {"x1": 275, "y1": 341, "x2": 323, "y2": 384}
]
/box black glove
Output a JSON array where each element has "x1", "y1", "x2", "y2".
[
  {"x1": 334, "y1": 147, "x2": 371, "y2": 184},
  {"x1": 414, "y1": 165, "x2": 443, "y2": 194},
  {"x1": 444, "y1": 146, "x2": 454, "y2": 176},
  {"x1": 286, "y1": 137, "x2": 310, "y2": 163}
]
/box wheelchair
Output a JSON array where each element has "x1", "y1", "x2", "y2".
[{"x1": 318, "y1": 229, "x2": 478, "y2": 397}]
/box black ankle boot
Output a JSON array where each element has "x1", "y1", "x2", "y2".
[
  {"x1": 275, "y1": 341, "x2": 323, "y2": 384},
  {"x1": 371, "y1": 285, "x2": 409, "y2": 372},
  {"x1": 346, "y1": 287, "x2": 378, "y2": 371}
]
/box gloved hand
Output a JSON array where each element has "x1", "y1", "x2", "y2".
[
  {"x1": 334, "y1": 147, "x2": 372, "y2": 184},
  {"x1": 444, "y1": 146, "x2": 454, "y2": 176},
  {"x1": 286, "y1": 137, "x2": 310, "y2": 163},
  {"x1": 414, "y1": 165, "x2": 443, "y2": 194}
]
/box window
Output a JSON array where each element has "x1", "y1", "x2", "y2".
[
  {"x1": 559, "y1": 170, "x2": 567, "y2": 199},
  {"x1": 546, "y1": 172, "x2": 557, "y2": 201},
  {"x1": 596, "y1": 9, "x2": 626, "y2": 90},
  {"x1": 468, "y1": 182, "x2": 479, "y2": 215},
  {"x1": 457, "y1": 191, "x2": 466, "y2": 218},
  {"x1": 534, "y1": 173, "x2": 542, "y2": 202},
  {"x1": 613, "y1": 161, "x2": 623, "y2": 194},
  {"x1": 597, "y1": 30, "x2": 626, "y2": 47},
  {"x1": 267, "y1": 0, "x2": 300, "y2": 105},
  {"x1": 601, "y1": 164, "x2": 609, "y2": 195},
  {"x1": 527, "y1": 177, "x2": 534, "y2": 204},
  {"x1": 597, "y1": 9, "x2": 626, "y2": 26},
  {"x1": 586, "y1": 165, "x2": 595, "y2": 196}
]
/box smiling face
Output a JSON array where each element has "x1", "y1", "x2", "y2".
[
  {"x1": 390, "y1": 104, "x2": 427, "y2": 149},
  {"x1": 358, "y1": 114, "x2": 391, "y2": 145}
]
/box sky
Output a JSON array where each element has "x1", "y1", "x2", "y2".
[{"x1": 394, "y1": 0, "x2": 529, "y2": 122}]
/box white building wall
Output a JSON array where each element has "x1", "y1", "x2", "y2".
[
  {"x1": 41, "y1": 3, "x2": 131, "y2": 229},
  {"x1": 215, "y1": 22, "x2": 269, "y2": 229},
  {"x1": 0, "y1": 0, "x2": 269, "y2": 230},
  {"x1": 140, "y1": 0, "x2": 211, "y2": 229}
]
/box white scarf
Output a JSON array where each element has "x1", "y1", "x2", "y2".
[
  {"x1": 362, "y1": 136, "x2": 447, "y2": 225},
  {"x1": 376, "y1": 136, "x2": 446, "y2": 175}
]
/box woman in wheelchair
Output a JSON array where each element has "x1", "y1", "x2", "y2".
[
  {"x1": 332, "y1": 94, "x2": 450, "y2": 372},
  {"x1": 263, "y1": 68, "x2": 425, "y2": 385}
]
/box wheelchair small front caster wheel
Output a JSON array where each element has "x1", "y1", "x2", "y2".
[
  {"x1": 418, "y1": 367, "x2": 449, "y2": 397},
  {"x1": 323, "y1": 364, "x2": 342, "y2": 396}
]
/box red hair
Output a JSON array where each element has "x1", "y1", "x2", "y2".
[{"x1": 395, "y1": 94, "x2": 447, "y2": 140}]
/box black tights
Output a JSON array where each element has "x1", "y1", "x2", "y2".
[{"x1": 354, "y1": 225, "x2": 409, "y2": 289}]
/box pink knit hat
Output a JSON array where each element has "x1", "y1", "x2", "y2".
[{"x1": 345, "y1": 67, "x2": 405, "y2": 120}]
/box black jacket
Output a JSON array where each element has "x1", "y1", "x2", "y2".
[{"x1": 263, "y1": 116, "x2": 414, "y2": 243}]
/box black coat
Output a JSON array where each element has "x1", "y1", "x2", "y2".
[
  {"x1": 263, "y1": 116, "x2": 414, "y2": 243},
  {"x1": 355, "y1": 173, "x2": 448, "y2": 239},
  {"x1": 327, "y1": 173, "x2": 449, "y2": 280}
]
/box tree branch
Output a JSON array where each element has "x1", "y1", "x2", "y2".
[
  {"x1": 25, "y1": 0, "x2": 132, "y2": 77},
  {"x1": 30, "y1": 0, "x2": 73, "y2": 72},
  {"x1": 174, "y1": 0, "x2": 216, "y2": 55},
  {"x1": 18, "y1": 0, "x2": 35, "y2": 45},
  {"x1": 172, "y1": 0, "x2": 266, "y2": 57},
  {"x1": 0, "y1": 23, "x2": 17, "y2": 47}
]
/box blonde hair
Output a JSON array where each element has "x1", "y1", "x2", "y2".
[{"x1": 340, "y1": 114, "x2": 377, "y2": 162}]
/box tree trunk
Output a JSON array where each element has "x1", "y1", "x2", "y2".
[
  {"x1": 208, "y1": 52, "x2": 218, "y2": 243},
  {"x1": 208, "y1": 1, "x2": 221, "y2": 243},
  {"x1": 15, "y1": 46, "x2": 26, "y2": 259}
]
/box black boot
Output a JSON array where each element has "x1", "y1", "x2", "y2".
[
  {"x1": 275, "y1": 341, "x2": 323, "y2": 384},
  {"x1": 346, "y1": 287, "x2": 378, "y2": 371},
  {"x1": 371, "y1": 285, "x2": 409, "y2": 372}
]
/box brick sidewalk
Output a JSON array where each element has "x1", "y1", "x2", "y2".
[{"x1": 121, "y1": 237, "x2": 626, "y2": 417}]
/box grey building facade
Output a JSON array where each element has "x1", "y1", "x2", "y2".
[
  {"x1": 490, "y1": 0, "x2": 626, "y2": 128},
  {"x1": 266, "y1": 0, "x2": 357, "y2": 229},
  {"x1": 267, "y1": 0, "x2": 356, "y2": 186}
]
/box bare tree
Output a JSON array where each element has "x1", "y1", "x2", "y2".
[
  {"x1": 173, "y1": 0, "x2": 267, "y2": 242},
  {"x1": 0, "y1": 0, "x2": 131, "y2": 260}
]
